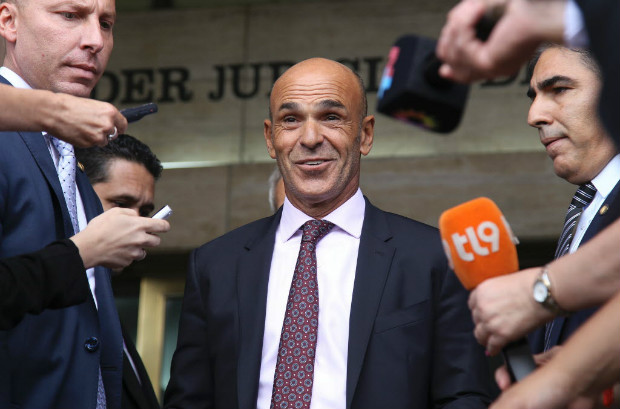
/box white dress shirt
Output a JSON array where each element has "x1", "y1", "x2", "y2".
[
  {"x1": 0, "y1": 66, "x2": 97, "y2": 304},
  {"x1": 256, "y1": 189, "x2": 366, "y2": 409},
  {"x1": 570, "y1": 154, "x2": 620, "y2": 253}
]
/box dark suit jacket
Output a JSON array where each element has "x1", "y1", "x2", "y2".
[
  {"x1": 164, "y1": 198, "x2": 491, "y2": 409},
  {"x1": 0, "y1": 239, "x2": 91, "y2": 330},
  {"x1": 0, "y1": 74, "x2": 123, "y2": 409},
  {"x1": 529, "y1": 180, "x2": 620, "y2": 352},
  {"x1": 122, "y1": 325, "x2": 161, "y2": 409}
]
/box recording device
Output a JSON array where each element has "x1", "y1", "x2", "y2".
[
  {"x1": 377, "y1": 35, "x2": 470, "y2": 133},
  {"x1": 152, "y1": 205, "x2": 172, "y2": 220},
  {"x1": 376, "y1": 8, "x2": 501, "y2": 133},
  {"x1": 120, "y1": 103, "x2": 158, "y2": 123},
  {"x1": 439, "y1": 197, "x2": 536, "y2": 382}
]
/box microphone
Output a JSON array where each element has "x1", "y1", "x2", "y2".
[
  {"x1": 376, "y1": 8, "x2": 502, "y2": 133},
  {"x1": 439, "y1": 197, "x2": 536, "y2": 382},
  {"x1": 120, "y1": 103, "x2": 158, "y2": 123},
  {"x1": 377, "y1": 34, "x2": 470, "y2": 133}
]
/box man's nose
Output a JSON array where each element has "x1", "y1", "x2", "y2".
[
  {"x1": 527, "y1": 96, "x2": 553, "y2": 128},
  {"x1": 299, "y1": 120, "x2": 324, "y2": 148},
  {"x1": 81, "y1": 17, "x2": 105, "y2": 54}
]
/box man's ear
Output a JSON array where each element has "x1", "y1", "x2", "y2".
[
  {"x1": 359, "y1": 115, "x2": 375, "y2": 156},
  {"x1": 0, "y1": 2, "x2": 18, "y2": 43},
  {"x1": 264, "y1": 119, "x2": 276, "y2": 159}
]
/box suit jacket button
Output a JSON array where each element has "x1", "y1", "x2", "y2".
[{"x1": 84, "y1": 337, "x2": 100, "y2": 352}]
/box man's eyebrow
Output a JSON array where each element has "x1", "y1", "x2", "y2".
[
  {"x1": 538, "y1": 75, "x2": 575, "y2": 91},
  {"x1": 112, "y1": 194, "x2": 138, "y2": 204},
  {"x1": 277, "y1": 102, "x2": 299, "y2": 112},
  {"x1": 527, "y1": 75, "x2": 575, "y2": 99},
  {"x1": 317, "y1": 99, "x2": 345, "y2": 110}
]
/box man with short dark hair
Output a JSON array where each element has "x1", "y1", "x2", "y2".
[
  {"x1": 77, "y1": 134, "x2": 163, "y2": 218},
  {"x1": 165, "y1": 58, "x2": 491, "y2": 409},
  {"x1": 77, "y1": 134, "x2": 164, "y2": 409},
  {"x1": 469, "y1": 44, "x2": 620, "y2": 355},
  {"x1": 525, "y1": 45, "x2": 620, "y2": 352}
]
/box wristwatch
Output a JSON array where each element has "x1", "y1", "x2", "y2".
[{"x1": 532, "y1": 265, "x2": 567, "y2": 315}]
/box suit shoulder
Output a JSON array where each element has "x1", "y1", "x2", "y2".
[
  {"x1": 192, "y1": 215, "x2": 276, "y2": 256},
  {"x1": 381, "y1": 209, "x2": 439, "y2": 237}
]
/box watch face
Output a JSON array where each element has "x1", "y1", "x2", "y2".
[{"x1": 533, "y1": 281, "x2": 548, "y2": 303}]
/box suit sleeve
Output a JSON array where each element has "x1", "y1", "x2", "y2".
[
  {"x1": 431, "y1": 264, "x2": 493, "y2": 409},
  {"x1": 0, "y1": 239, "x2": 90, "y2": 330},
  {"x1": 164, "y1": 249, "x2": 214, "y2": 409}
]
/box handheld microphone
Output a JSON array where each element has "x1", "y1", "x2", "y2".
[
  {"x1": 120, "y1": 103, "x2": 158, "y2": 123},
  {"x1": 376, "y1": 8, "x2": 502, "y2": 133},
  {"x1": 377, "y1": 35, "x2": 470, "y2": 133},
  {"x1": 439, "y1": 197, "x2": 536, "y2": 382}
]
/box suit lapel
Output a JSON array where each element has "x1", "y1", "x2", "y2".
[
  {"x1": 76, "y1": 167, "x2": 104, "y2": 221},
  {"x1": 550, "y1": 181, "x2": 620, "y2": 348},
  {"x1": 20, "y1": 131, "x2": 75, "y2": 237},
  {"x1": 236, "y1": 212, "x2": 281, "y2": 409},
  {"x1": 0, "y1": 75, "x2": 73, "y2": 237},
  {"x1": 581, "y1": 181, "x2": 620, "y2": 245},
  {"x1": 346, "y1": 199, "x2": 395, "y2": 409}
]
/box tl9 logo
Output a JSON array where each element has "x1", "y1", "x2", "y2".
[{"x1": 449, "y1": 221, "x2": 500, "y2": 261}]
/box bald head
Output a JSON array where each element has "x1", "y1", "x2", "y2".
[
  {"x1": 269, "y1": 58, "x2": 367, "y2": 123},
  {"x1": 263, "y1": 57, "x2": 375, "y2": 219}
]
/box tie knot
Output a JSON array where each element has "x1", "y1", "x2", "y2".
[
  {"x1": 571, "y1": 182, "x2": 597, "y2": 208},
  {"x1": 51, "y1": 137, "x2": 75, "y2": 158},
  {"x1": 301, "y1": 219, "x2": 334, "y2": 244}
]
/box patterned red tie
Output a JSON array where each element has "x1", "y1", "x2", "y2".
[{"x1": 271, "y1": 219, "x2": 334, "y2": 409}]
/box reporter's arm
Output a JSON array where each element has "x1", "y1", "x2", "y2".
[
  {"x1": 490, "y1": 291, "x2": 620, "y2": 409},
  {"x1": 0, "y1": 84, "x2": 127, "y2": 146},
  {"x1": 0, "y1": 208, "x2": 170, "y2": 330},
  {"x1": 550, "y1": 218, "x2": 620, "y2": 310},
  {"x1": 471, "y1": 219, "x2": 620, "y2": 354},
  {"x1": 0, "y1": 239, "x2": 90, "y2": 330}
]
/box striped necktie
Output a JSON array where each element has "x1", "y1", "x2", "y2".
[
  {"x1": 553, "y1": 182, "x2": 597, "y2": 258},
  {"x1": 544, "y1": 182, "x2": 597, "y2": 351}
]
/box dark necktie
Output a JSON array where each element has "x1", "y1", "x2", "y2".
[
  {"x1": 271, "y1": 219, "x2": 334, "y2": 409},
  {"x1": 554, "y1": 183, "x2": 597, "y2": 259},
  {"x1": 545, "y1": 182, "x2": 597, "y2": 351}
]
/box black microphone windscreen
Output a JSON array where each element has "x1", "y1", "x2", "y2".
[{"x1": 377, "y1": 35, "x2": 469, "y2": 133}]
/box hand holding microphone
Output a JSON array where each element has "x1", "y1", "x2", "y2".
[{"x1": 439, "y1": 197, "x2": 538, "y2": 382}]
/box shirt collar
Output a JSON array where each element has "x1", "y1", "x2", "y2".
[
  {"x1": 0, "y1": 67, "x2": 31, "y2": 89},
  {"x1": 279, "y1": 188, "x2": 365, "y2": 242},
  {"x1": 591, "y1": 154, "x2": 620, "y2": 199}
]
